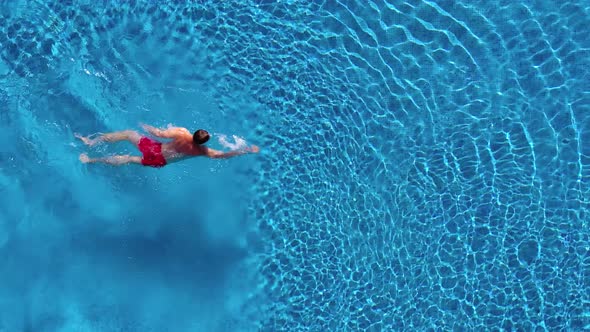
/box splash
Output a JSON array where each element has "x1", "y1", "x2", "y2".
[{"x1": 217, "y1": 134, "x2": 247, "y2": 150}]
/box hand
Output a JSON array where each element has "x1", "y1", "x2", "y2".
[{"x1": 249, "y1": 145, "x2": 260, "y2": 153}]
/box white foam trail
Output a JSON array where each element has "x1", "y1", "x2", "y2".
[{"x1": 218, "y1": 134, "x2": 247, "y2": 150}]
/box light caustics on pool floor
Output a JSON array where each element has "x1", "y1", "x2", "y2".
[{"x1": 1, "y1": 0, "x2": 590, "y2": 331}]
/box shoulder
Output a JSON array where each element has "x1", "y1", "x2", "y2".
[
  {"x1": 177, "y1": 142, "x2": 209, "y2": 156},
  {"x1": 201, "y1": 146, "x2": 221, "y2": 158},
  {"x1": 173, "y1": 127, "x2": 191, "y2": 135}
]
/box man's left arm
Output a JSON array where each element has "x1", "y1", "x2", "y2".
[{"x1": 141, "y1": 123, "x2": 186, "y2": 138}]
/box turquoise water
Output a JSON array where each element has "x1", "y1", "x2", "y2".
[{"x1": 1, "y1": 0, "x2": 589, "y2": 331}]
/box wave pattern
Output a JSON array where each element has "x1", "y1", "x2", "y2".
[
  {"x1": 232, "y1": 1, "x2": 590, "y2": 330},
  {"x1": 1, "y1": 0, "x2": 589, "y2": 331}
]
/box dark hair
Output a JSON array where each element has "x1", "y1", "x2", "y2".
[{"x1": 193, "y1": 129, "x2": 210, "y2": 145}]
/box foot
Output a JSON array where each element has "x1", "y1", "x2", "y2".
[
  {"x1": 75, "y1": 133, "x2": 98, "y2": 146},
  {"x1": 79, "y1": 153, "x2": 91, "y2": 163}
]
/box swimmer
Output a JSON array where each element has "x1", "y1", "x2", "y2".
[{"x1": 75, "y1": 124, "x2": 259, "y2": 168}]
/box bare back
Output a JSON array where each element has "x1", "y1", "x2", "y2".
[{"x1": 161, "y1": 135, "x2": 207, "y2": 162}]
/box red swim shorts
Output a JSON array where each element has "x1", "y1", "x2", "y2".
[{"x1": 138, "y1": 137, "x2": 167, "y2": 168}]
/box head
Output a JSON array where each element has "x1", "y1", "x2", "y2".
[{"x1": 193, "y1": 129, "x2": 210, "y2": 145}]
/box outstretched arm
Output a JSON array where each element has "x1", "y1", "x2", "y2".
[
  {"x1": 141, "y1": 123, "x2": 188, "y2": 139},
  {"x1": 206, "y1": 145, "x2": 260, "y2": 159}
]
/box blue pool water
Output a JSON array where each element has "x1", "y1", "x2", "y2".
[{"x1": 1, "y1": 0, "x2": 589, "y2": 331}]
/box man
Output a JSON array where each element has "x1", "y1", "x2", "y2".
[{"x1": 76, "y1": 124, "x2": 259, "y2": 168}]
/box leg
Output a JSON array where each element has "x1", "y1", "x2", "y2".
[
  {"x1": 75, "y1": 130, "x2": 141, "y2": 146},
  {"x1": 79, "y1": 153, "x2": 142, "y2": 166}
]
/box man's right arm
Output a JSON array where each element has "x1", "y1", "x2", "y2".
[{"x1": 206, "y1": 146, "x2": 259, "y2": 159}]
